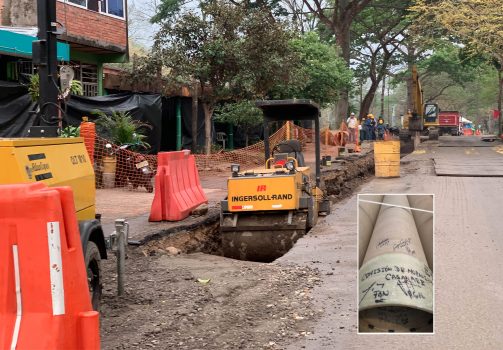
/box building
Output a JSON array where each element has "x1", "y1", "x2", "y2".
[{"x1": 0, "y1": 0, "x2": 128, "y2": 96}]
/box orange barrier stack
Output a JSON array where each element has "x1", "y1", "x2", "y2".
[
  {"x1": 149, "y1": 150, "x2": 208, "y2": 221},
  {"x1": 0, "y1": 183, "x2": 99, "y2": 350},
  {"x1": 80, "y1": 117, "x2": 96, "y2": 164}
]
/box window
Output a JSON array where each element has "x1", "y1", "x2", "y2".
[
  {"x1": 68, "y1": 0, "x2": 86, "y2": 6},
  {"x1": 64, "y1": 0, "x2": 125, "y2": 19},
  {"x1": 102, "y1": 0, "x2": 124, "y2": 18},
  {"x1": 70, "y1": 61, "x2": 99, "y2": 96}
]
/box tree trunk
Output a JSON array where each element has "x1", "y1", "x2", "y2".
[
  {"x1": 360, "y1": 81, "x2": 380, "y2": 118},
  {"x1": 499, "y1": 68, "x2": 502, "y2": 136},
  {"x1": 335, "y1": 90, "x2": 349, "y2": 128},
  {"x1": 360, "y1": 80, "x2": 363, "y2": 108},
  {"x1": 203, "y1": 103, "x2": 213, "y2": 155},
  {"x1": 380, "y1": 75, "x2": 386, "y2": 117},
  {"x1": 406, "y1": 44, "x2": 417, "y2": 115},
  {"x1": 334, "y1": 2, "x2": 351, "y2": 129},
  {"x1": 191, "y1": 86, "x2": 199, "y2": 152}
]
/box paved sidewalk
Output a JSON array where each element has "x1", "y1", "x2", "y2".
[{"x1": 96, "y1": 174, "x2": 227, "y2": 241}]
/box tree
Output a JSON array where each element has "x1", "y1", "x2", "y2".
[
  {"x1": 152, "y1": 1, "x2": 298, "y2": 154},
  {"x1": 272, "y1": 32, "x2": 353, "y2": 106},
  {"x1": 300, "y1": 0, "x2": 373, "y2": 124},
  {"x1": 418, "y1": 45, "x2": 480, "y2": 103},
  {"x1": 213, "y1": 101, "x2": 262, "y2": 146},
  {"x1": 411, "y1": 0, "x2": 503, "y2": 133},
  {"x1": 351, "y1": 0, "x2": 411, "y2": 118}
]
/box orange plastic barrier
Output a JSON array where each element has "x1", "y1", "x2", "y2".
[
  {"x1": 0, "y1": 183, "x2": 99, "y2": 350},
  {"x1": 80, "y1": 117, "x2": 96, "y2": 164},
  {"x1": 149, "y1": 150, "x2": 208, "y2": 221}
]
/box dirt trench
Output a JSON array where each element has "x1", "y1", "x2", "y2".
[{"x1": 100, "y1": 152, "x2": 376, "y2": 349}]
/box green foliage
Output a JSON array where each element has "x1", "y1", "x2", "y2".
[
  {"x1": 28, "y1": 74, "x2": 39, "y2": 102},
  {"x1": 419, "y1": 45, "x2": 479, "y2": 86},
  {"x1": 214, "y1": 100, "x2": 263, "y2": 146},
  {"x1": 273, "y1": 32, "x2": 352, "y2": 106},
  {"x1": 150, "y1": 0, "x2": 289, "y2": 24},
  {"x1": 70, "y1": 80, "x2": 84, "y2": 96},
  {"x1": 152, "y1": 1, "x2": 298, "y2": 103},
  {"x1": 150, "y1": 0, "x2": 184, "y2": 23},
  {"x1": 94, "y1": 110, "x2": 151, "y2": 151},
  {"x1": 214, "y1": 101, "x2": 262, "y2": 128},
  {"x1": 60, "y1": 125, "x2": 80, "y2": 138},
  {"x1": 28, "y1": 74, "x2": 83, "y2": 102}
]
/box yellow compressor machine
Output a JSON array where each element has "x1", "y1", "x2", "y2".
[
  {"x1": 0, "y1": 0, "x2": 109, "y2": 311},
  {"x1": 0, "y1": 136, "x2": 107, "y2": 310},
  {"x1": 220, "y1": 100, "x2": 330, "y2": 262}
]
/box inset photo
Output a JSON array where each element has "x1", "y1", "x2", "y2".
[{"x1": 358, "y1": 194, "x2": 434, "y2": 333}]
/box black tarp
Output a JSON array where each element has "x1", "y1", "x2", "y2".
[
  {"x1": 161, "y1": 96, "x2": 208, "y2": 151},
  {"x1": 0, "y1": 81, "x2": 37, "y2": 137},
  {"x1": 0, "y1": 81, "x2": 224, "y2": 153},
  {"x1": 65, "y1": 93, "x2": 162, "y2": 153},
  {"x1": 0, "y1": 81, "x2": 164, "y2": 153}
]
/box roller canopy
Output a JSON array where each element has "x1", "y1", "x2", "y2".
[{"x1": 256, "y1": 99, "x2": 320, "y2": 121}]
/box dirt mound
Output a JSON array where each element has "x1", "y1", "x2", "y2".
[
  {"x1": 323, "y1": 153, "x2": 375, "y2": 202},
  {"x1": 101, "y1": 252, "x2": 322, "y2": 349}
]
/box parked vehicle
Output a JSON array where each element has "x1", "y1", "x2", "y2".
[
  {"x1": 461, "y1": 118, "x2": 474, "y2": 136},
  {"x1": 115, "y1": 144, "x2": 154, "y2": 192},
  {"x1": 439, "y1": 111, "x2": 461, "y2": 136}
]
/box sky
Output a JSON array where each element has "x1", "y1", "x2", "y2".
[{"x1": 128, "y1": 0, "x2": 159, "y2": 48}]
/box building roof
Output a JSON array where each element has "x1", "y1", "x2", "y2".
[
  {"x1": 0, "y1": 26, "x2": 38, "y2": 36},
  {"x1": 0, "y1": 26, "x2": 69, "y2": 61}
]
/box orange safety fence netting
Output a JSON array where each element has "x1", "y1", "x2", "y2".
[
  {"x1": 193, "y1": 122, "x2": 315, "y2": 171},
  {"x1": 89, "y1": 121, "x2": 348, "y2": 192}
]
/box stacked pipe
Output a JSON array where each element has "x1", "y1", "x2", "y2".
[{"x1": 358, "y1": 194, "x2": 434, "y2": 333}]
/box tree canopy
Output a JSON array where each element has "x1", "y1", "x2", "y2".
[
  {"x1": 411, "y1": 0, "x2": 503, "y2": 63},
  {"x1": 121, "y1": 0, "x2": 503, "y2": 150}
]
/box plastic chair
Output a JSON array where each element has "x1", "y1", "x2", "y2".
[{"x1": 216, "y1": 132, "x2": 227, "y2": 150}]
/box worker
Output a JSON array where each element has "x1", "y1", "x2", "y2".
[
  {"x1": 347, "y1": 112, "x2": 358, "y2": 144},
  {"x1": 366, "y1": 114, "x2": 376, "y2": 141},
  {"x1": 377, "y1": 116, "x2": 386, "y2": 140},
  {"x1": 359, "y1": 116, "x2": 367, "y2": 143}
]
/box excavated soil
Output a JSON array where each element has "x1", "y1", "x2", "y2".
[
  {"x1": 322, "y1": 153, "x2": 375, "y2": 203},
  {"x1": 101, "y1": 252, "x2": 322, "y2": 350}
]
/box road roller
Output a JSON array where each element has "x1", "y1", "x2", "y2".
[{"x1": 220, "y1": 99, "x2": 330, "y2": 262}]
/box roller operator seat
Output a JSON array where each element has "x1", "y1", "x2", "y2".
[{"x1": 274, "y1": 140, "x2": 306, "y2": 167}]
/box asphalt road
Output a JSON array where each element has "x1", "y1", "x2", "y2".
[{"x1": 280, "y1": 136, "x2": 503, "y2": 349}]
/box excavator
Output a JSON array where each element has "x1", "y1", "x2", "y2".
[
  {"x1": 220, "y1": 99, "x2": 330, "y2": 262},
  {"x1": 402, "y1": 65, "x2": 440, "y2": 148}
]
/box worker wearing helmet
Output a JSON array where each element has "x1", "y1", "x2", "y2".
[
  {"x1": 377, "y1": 116, "x2": 386, "y2": 140},
  {"x1": 359, "y1": 116, "x2": 367, "y2": 143},
  {"x1": 365, "y1": 114, "x2": 376, "y2": 141},
  {"x1": 347, "y1": 112, "x2": 358, "y2": 144}
]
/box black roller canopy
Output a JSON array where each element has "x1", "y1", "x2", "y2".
[{"x1": 256, "y1": 99, "x2": 320, "y2": 121}]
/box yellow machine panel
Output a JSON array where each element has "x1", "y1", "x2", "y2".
[
  {"x1": 0, "y1": 137, "x2": 95, "y2": 220},
  {"x1": 227, "y1": 173, "x2": 301, "y2": 212}
]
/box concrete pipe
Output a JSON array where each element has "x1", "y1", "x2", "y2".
[
  {"x1": 358, "y1": 195, "x2": 384, "y2": 268},
  {"x1": 407, "y1": 195, "x2": 434, "y2": 270},
  {"x1": 359, "y1": 195, "x2": 433, "y2": 333}
]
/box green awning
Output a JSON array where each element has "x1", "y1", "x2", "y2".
[{"x1": 0, "y1": 28, "x2": 70, "y2": 61}]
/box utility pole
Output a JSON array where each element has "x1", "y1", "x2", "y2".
[{"x1": 31, "y1": 0, "x2": 60, "y2": 136}]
